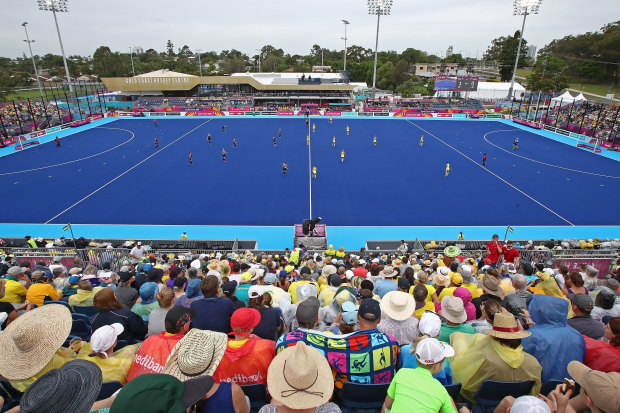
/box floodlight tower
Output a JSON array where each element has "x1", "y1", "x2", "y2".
[
  {"x1": 128, "y1": 47, "x2": 135, "y2": 76},
  {"x1": 368, "y1": 0, "x2": 392, "y2": 98},
  {"x1": 37, "y1": 0, "x2": 75, "y2": 102},
  {"x1": 341, "y1": 20, "x2": 350, "y2": 71},
  {"x1": 196, "y1": 49, "x2": 203, "y2": 76},
  {"x1": 508, "y1": 0, "x2": 542, "y2": 103},
  {"x1": 22, "y1": 22, "x2": 45, "y2": 102}
]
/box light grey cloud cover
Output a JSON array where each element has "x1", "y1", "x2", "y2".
[{"x1": 0, "y1": 0, "x2": 618, "y2": 59}]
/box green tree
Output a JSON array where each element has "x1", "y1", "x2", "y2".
[
  {"x1": 485, "y1": 31, "x2": 530, "y2": 81},
  {"x1": 221, "y1": 58, "x2": 246, "y2": 74},
  {"x1": 526, "y1": 55, "x2": 569, "y2": 92},
  {"x1": 166, "y1": 40, "x2": 175, "y2": 56}
]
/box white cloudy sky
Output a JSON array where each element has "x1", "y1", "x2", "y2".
[{"x1": 0, "y1": 0, "x2": 618, "y2": 59}]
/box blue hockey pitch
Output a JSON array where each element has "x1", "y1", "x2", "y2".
[{"x1": 1, "y1": 117, "x2": 619, "y2": 227}]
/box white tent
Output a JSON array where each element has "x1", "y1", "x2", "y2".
[
  {"x1": 550, "y1": 91, "x2": 574, "y2": 107},
  {"x1": 434, "y1": 81, "x2": 525, "y2": 99},
  {"x1": 574, "y1": 93, "x2": 588, "y2": 102}
]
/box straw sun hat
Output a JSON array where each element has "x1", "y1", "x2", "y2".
[
  {"x1": 163, "y1": 329, "x2": 228, "y2": 382},
  {"x1": 381, "y1": 291, "x2": 416, "y2": 321},
  {"x1": 267, "y1": 341, "x2": 333, "y2": 409},
  {"x1": 0, "y1": 304, "x2": 72, "y2": 380},
  {"x1": 484, "y1": 312, "x2": 531, "y2": 339}
]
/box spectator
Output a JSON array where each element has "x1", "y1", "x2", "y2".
[
  {"x1": 378, "y1": 291, "x2": 420, "y2": 345},
  {"x1": 433, "y1": 268, "x2": 451, "y2": 298},
  {"x1": 493, "y1": 395, "x2": 553, "y2": 413},
  {"x1": 318, "y1": 273, "x2": 341, "y2": 308},
  {"x1": 1, "y1": 266, "x2": 30, "y2": 305},
  {"x1": 260, "y1": 341, "x2": 341, "y2": 413},
  {"x1": 0, "y1": 280, "x2": 28, "y2": 330},
  {"x1": 566, "y1": 361, "x2": 620, "y2": 413},
  {"x1": 0, "y1": 304, "x2": 75, "y2": 392},
  {"x1": 522, "y1": 294, "x2": 585, "y2": 383},
  {"x1": 352, "y1": 258, "x2": 368, "y2": 278},
  {"x1": 437, "y1": 296, "x2": 476, "y2": 343},
  {"x1": 223, "y1": 280, "x2": 246, "y2": 310},
  {"x1": 131, "y1": 282, "x2": 160, "y2": 320},
  {"x1": 486, "y1": 234, "x2": 503, "y2": 267},
  {"x1": 581, "y1": 317, "x2": 620, "y2": 374},
  {"x1": 567, "y1": 294, "x2": 604, "y2": 339},
  {"x1": 401, "y1": 312, "x2": 453, "y2": 385},
  {"x1": 468, "y1": 299, "x2": 502, "y2": 334},
  {"x1": 68, "y1": 280, "x2": 101, "y2": 310},
  {"x1": 591, "y1": 286, "x2": 620, "y2": 321},
  {"x1": 162, "y1": 328, "x2": 249, "y2": 413},
  {"x1": 472, "y1": 273, "x2": 505, "y2": 318},
  {"x1": 397, "y1": 277, "x2": 410, "y2": 293},
  {"x1": 173, "y1": 276, "x2": 187, "y2": 301},
  {"x1": 563, "y1": 272, "x2": 588, "y2": 295},
  {"x1": 166, "y1": 266, "x2": 183, "y2": 289},
  {"x1": 504, "y1": 274, "x2": 531, "y2": 316},
  {"x1": 129, "y1": 241, "x2": 148, "y2": 265},
  {"x1": 413, "y1": 284, "x2": 436, "y2": 319},
  {"x1": 26, "y1": 270, "x2": 60, "y2": 306},
  {"x1": 247, "y1": 286, "x2": 284, "y2": 341},
  {"x1": 147, "y1": 287, "x2": 176, "y2": 337},
  {"x1": 51, "y1": 266, "x2": 68, "y2": 290},
  {"x1": 439, "y1": 287, "x2": 476, "y2": 322},
  {"x1": 374, "y1": 265, "x2": 399, "y2": 298},
  {"x1": 502, "y1": 240, "x2": 520, "y2": 266},
  {"x1": 452, "y1": 312, "x2": 542, "y2": 402},
  {"x1": 191, "y1": 275, "x2": 235, "y2": 334},
  {"x1": 277, "y1": 298, "x2": 400, "y2": 390},
  {"x1": 115, "y1": 268, "x2": 139, "y2": 309},
  {"x1": 15, "y1": 359, "x2": 103, "y2": 413},
  {"x1": 330, "y1": 301, "x2": 358, "y2": 334},
  {"x1": 289, "y1": 267, "x2": 318, "y2": 304},
  {"x1": 177, "y1": 278, "x2": 203, "y2": 308},
  {"x1": 235, "y1": 271, "x2": 254, "y2": 305},
  {"x1": 417, "y1": 271, "x2": 439, "y2": 304},
  {"x1": 437, "y1": 272, "x2": 464, "y2": 301},
  {"x1": 383, "y1": 338, "x2": 459, "y2": 413},
  {"x1": 76, "y1": 323, "x2": 138, "y2": 385},
  {"x1": 126, "y1": 306, "x2": 194, "y2": 382},
  {"x1": 61, "y1": 274, "x2": 81, "y2": 297},
  {"x1": 213, "y1": 308, "x2": 275, "y2": 387},
  {"x1": 397, "y1": 240, "x2": 409, "y2": 255},
  {"x1": 91, "y1": 288, "x2": 147, "y2": 344}
]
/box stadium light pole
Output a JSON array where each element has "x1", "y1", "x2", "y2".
[
  {"x1": 37, "y1": 0, "x2": 75, "y2": 104},
  {"x1": 196, "y1": 49, "x2": 203, "y2": 76},
  {"x1": 128, "y1": 47, "x2": 135, "y2": 76},
  {"x1": 22, "y1": 22, "x2": 45, "y2": 103},
  {"x1": 368, "y1": 0, "x2": 392, "y2": 99},
  {"x1": 508, "y1": 0, "x2": 542, "y2": 104},
  {"x1": 341, "y1": 20, "x2": 349, "y2": 71},
  {"x1": 255, "y1": 48, "x2": 261, "y2": 73}
]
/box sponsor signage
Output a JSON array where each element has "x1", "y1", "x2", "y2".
[
  {"x1": 324, "y1": 111, "x2": 342, "y2": 116},
  {"x1": 228, "y1": 111, "x2": 245, "y2": 116},
  {"x1": 365, "y1": 108, "x2": 389, "y2": 113},
  {"x1": 513, "y1": 118, "x2": 542, "y2": 129},
  {"x1": 277, "y1": 111, "x2": 294, "y2": 116},
  {"x1": 452, "y1": 114, "x2": 468, "y2": 118},
  {"x1": 543, "y1": 125, "x2": 555, "y2": 131},
  {"x1": 341, "y1": 112, "x2": 358, "y2": 117},
  {"x1": 556, "y1": 129, "x2": 570, "y2": 136},
  {"x1": 46, "y1": 126, "x2": 61, "y2": 134},
  {"x1": 374, "y1": 112, "x2": 389, "y2": 116},
  {"x1": 261, "y1": 111, "x2": 277, "y2": 115},
  {"x1": 437, "y1": 113, "x2": 452, "y2": 118},
  {"x1": 555, "y1": 259, "x2": 612, "y2": 279}
]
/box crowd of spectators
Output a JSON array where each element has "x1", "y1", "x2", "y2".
[
  {"x1": 543, "y1": 102, "x2": 620, "y2": 142},
  {"x1": 0, "y1": 100, "x2": 69, "y2": 139},
  {"x1": 0, "y1": 236, "x2": 618, "y2": 412}
]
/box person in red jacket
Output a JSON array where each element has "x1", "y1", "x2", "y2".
[
  {"x1": 213, "y1": 307, "x2": 275, "y2": 387},
  {"x1": 486, "y1": 234, "x2": 503, "y2": 268},
  {"x1": 583, "y1": 317, "x2": 620, "y2": 374}
]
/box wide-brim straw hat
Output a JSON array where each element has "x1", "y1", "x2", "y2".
[
  {"x1": 484, "y1": 312, "x2": 531, "y2": 339},
  {"x1": 381, "y1": 266, "x2": 398, "y2": 278},
  {"x1": 381, "y1": 291, "x2": 416, "y2": 321},
  {"x1": 20, "y1": 359, "x2": 102, "y2": 413},
  {"x1": 433, "y1": 272, "x2": 451, "y2": 287},
  {"x1": 0, "y1": 304, "x2": 72, "y2": 380},
  {"x1": 444, "y1": 246, "x2": 461, "y2": 258},
  {"x1": 267, "y1": 341, "x2": 333, "y2": 409},
  {"x1": 481, "y1": 274, "x2": 502, "y2": 296},
  {"x1": 163, "y1": 329, "x2": 228, "y2": 382}
]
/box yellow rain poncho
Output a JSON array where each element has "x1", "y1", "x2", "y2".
[
  {"x1": 77, "y1": 342, "x2": 140, "y2": 385},
  {"x1": 451, "y1": 332, "x2": 542, "y2": 402},
  {"x1": 532, "y1": 277, "x2": 574, "y2": 318}
]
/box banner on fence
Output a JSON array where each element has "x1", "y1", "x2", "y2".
[
  {"x1": 554, "y1": 258, "x2": 612, "y2": 279},
  {"x1": 324, "y1": 111, "x2": 342, "y2": 116},
  {"x1": 228, "y1": 111, "x2": 245, "y2": 116},
  {"x1": 452, "y1": 114, "x2": 468, "y2": 118},
  {"x1": 437, "y1": 113, "x2": 453, "y2": 118},
  {"x1": 341, "y1": 112, "x2": 358, "y2": 117},
  {"x1": 228, "y1": 107, "x2": 253, "y2": 112},
  {"x1": 513, "y1": 118, "x2": 543, "y2": 129},
  {"x1": 374, "y1": 112, "x2": 389, "y2": 116},
  {"x1": 277, "y1": 111, "x2": 295, "y2": 116}
]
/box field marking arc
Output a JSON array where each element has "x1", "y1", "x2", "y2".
[
  {"x1": 484, "y1": 129, "x2": 620, "y2": 179},
  {"x1": 0, "y1": 127, "x2": 135, "y2": 176},
  {"x1": 45, "y1": 120, "x2": 212, "y2": 224},
  {"x1": 406, "y1": 120, "x2": 575, "y2": 226}
]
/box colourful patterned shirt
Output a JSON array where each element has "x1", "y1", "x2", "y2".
[{"x1": 276, "y1": 328, "x2": 400, "y2": 389}]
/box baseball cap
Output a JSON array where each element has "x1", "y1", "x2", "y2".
[
  {"x1": 68, "y1": 275, "x2": 81, "y2": 284},
  {"x1": 415, "y1": 337, "x2": 455, "y2": 365},
  {"x1": 53, "y1": 256, "x2": 62, "y2": 263},
  {"x1": 358, "y1": 298, "x2": 381, "y2": 322},
  {"x1": 397, "y1": 278, "x2": 410, "y2": 290},
  {"x1": 296, "y1": 296, "x2": 320, "y2": 326},
  {"x1": 165, "y1": 306, "x2": 196, "y2": 331},
  {"x1": 119, "y1": 271, "x2": 135, "y2": 283},
  {"x1": 568, "y1": 293, "x2": 594, "y2": 311},
  {"x1": 264, "y1": 273, "x2": 277, "y2": 284},
  {"x1": 69, "y1": 267, "x2": 82, "y2": 275},
  {"x1": 509, "y1": 396, "x2": 552, "y2": 413},
  {"x1": 418, "y1": 311, "x2": 442, "y2": 338},
  {"x1": 222, "y1": 281, "x2": 237, "y2": 295},
  {"x1": 90, "y1": 323, "x2": 124, "y2": 353},
  {"x1": 137, "y1": 242, "x2": 142, "y2": 246},
  {"x1": 567, "y1": 361, "x2": 620, "y2": 413},
  {"x1": 341, "y1": 301, "x2": 358, "y2": 324},
  {"x1": 7, "y1": 266, "x2": 26, "y2": 276},
  {"x1": 231, "y1": 308, "x2": 261, "y2": 332},
  {"x1": 450, "y1": 273, "x2": 463, "y2": 286},
  {"x1": 248, "y1": 285, "x2": 265, "y2": 299},
  {"x1": 328, "y1": 274, "x2": 342, "y2": 287}
]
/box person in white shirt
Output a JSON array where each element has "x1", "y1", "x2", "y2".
[
  {"x1": 48, "y1": 256, "x2": 67, "y2": 276},
  {"x1": 129, "y1": 242, "x2": 148, "y2": 264}
]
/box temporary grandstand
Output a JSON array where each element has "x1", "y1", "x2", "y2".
[{"x1": 434, "y1": 81, "x2": 526, "y2": 100}]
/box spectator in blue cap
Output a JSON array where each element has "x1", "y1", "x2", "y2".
[
  {"x1": 177, "y1": 278, "x2": 203, "y2": 308},
  {"x1": 131, "y1": 282, "x2": 161, "y2": 320}
]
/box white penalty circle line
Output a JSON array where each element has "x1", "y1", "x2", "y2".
[
  {"x1": 45, "y1": 119, "x2": 212, "y2": 224},
  {"x1": 484, "y1": 129, "x2": 620, "y2": 179},
  {"x1": 0, "y1": 126, "x2": 135, "y2": 176},
  {"x1": 405, "y1": 120, "x2": 575, "y2": 226}
]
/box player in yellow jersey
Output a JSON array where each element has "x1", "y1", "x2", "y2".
[
  {"x1": 420, "y1": 135, "x2": 424, "y2": 146},
  {"x1": 329, "y1": 116, "x2": 333, "y2": 124},
  {"x1": 312, "y1": 123, "x2": 316, "y2": 133},
  {"x1": 445, "y1": 162, "x2": 450, "y2": 177},
  {"x1": 332, "y1": 136, "x2": 336, "y2": 147},
  {"x1": 373, "y1": 135, "x2": 377, "y2": 147},
  {"x1": 346, "y1": 125, "x2": 350, "y2": 135},
  {"x1": 341, "y1": 149, "x2": 345, "y2": 163},
  {"x1": 312, "y1": 165, "x2": 317, "y2": 179},
  {"x1": 307, "y1": 135, "x2": 310, "y2": 146}
]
